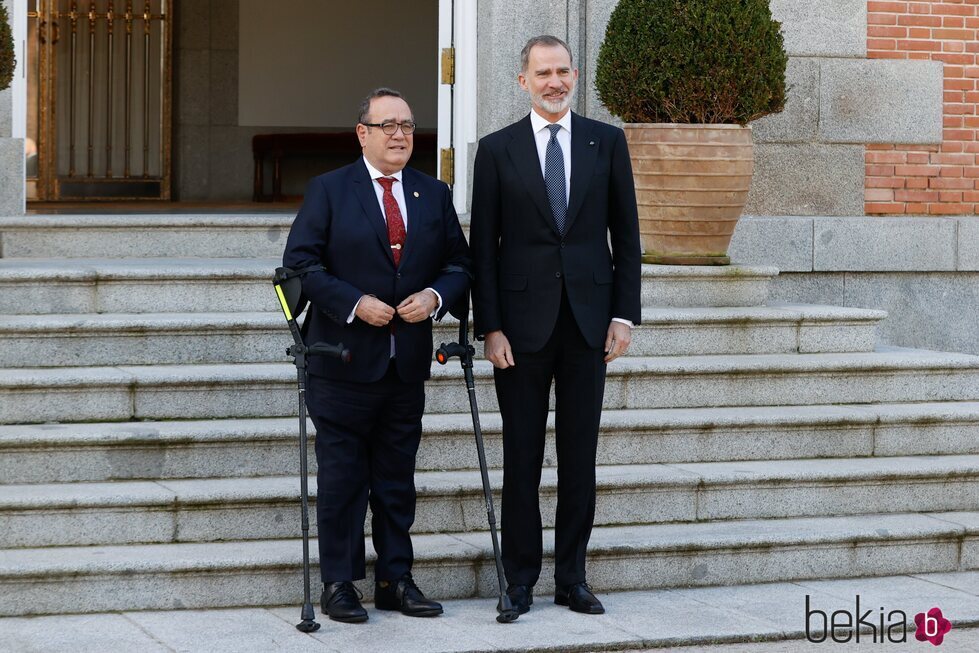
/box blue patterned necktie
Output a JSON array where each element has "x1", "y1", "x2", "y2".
[{"x1": 544, "y1": 123, "x2": 567, "y2": 235}]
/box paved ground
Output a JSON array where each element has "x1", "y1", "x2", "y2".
[
  {"x1": 1, "y1": 572, "x2": 976, "y2": 652},
  {"x1": 634, "y1": 625, "x2": 979, "y2": 651}
]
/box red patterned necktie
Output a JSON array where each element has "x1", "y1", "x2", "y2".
[{"x1": 377, "y1": 176, "x2": 406, "y2": 265}]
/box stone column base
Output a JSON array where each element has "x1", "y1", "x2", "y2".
[{"x1": 0, "y1": 138, "x2": 25, "y2": 216}]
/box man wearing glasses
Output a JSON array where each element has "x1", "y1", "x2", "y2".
[{"x1": 283, "y1": 88, "x2": 471, "y2": 623}]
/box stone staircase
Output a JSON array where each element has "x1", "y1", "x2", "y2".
[{"x1": 0, "y1": 214, "x2": 977, "y2": 618}]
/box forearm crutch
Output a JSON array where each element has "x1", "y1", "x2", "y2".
[
  {"x1": 273, "y1": 267, "x2": 351, "y2": 633},
  {"x1": 435, "y1": 300, "x2": 519, "y2": 623}
]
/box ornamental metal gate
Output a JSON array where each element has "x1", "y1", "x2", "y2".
[{"x1": 27, "y1": 0, "x2": 172, "y2": 201}]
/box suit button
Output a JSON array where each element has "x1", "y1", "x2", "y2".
[
  {"x1": 555, "y1": 272, "x2": 562, "y2": 278},
  {"x1": 560, "y1": 242, "x2": 566, "y2": 249},
  {"x1": 396, "y1": 273, "x2": 402, "y2": 279}
]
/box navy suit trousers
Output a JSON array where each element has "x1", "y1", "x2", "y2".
[{"x1": 306, "y1": 362, "x2": 424, "y2": 583}]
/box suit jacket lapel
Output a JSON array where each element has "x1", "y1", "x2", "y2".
[
  {"x1": 352, "y1": 160, "x2": 396, "y2": 266},
  {"x1": 505, "y1": 116, "x2": 558, "y2": 236},
  {"x1": 567, "y1": 113, "x2": 599, "y2": 234}
]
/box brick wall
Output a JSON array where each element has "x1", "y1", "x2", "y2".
[{"x1": 866, "y1": 0, "x2": 979, "y2": 215}]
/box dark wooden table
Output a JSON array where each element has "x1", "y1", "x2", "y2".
[{"x1": 252, "y1": 132, "x2": 437, "y2": 202}]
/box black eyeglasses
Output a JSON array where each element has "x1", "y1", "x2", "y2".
[{"x1": 362, "y1": 120, "x2": 416, "y2": 136}]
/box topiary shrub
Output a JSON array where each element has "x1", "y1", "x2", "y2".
[
  {"x1": 0, "y1": 2, "x2": 14, "y2": 92},
  {"x1": 595, "y1": 0, "x2": 788, "y2": 125}
]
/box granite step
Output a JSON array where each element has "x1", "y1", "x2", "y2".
[
  {"x1": 0, "y1": 214, "x2": 297, "y2": 259},
  {"x1": 2, "y1": 456, "x2": 978, "y2": 548},
  {"x1": 439, "y1": 303, "x2": 884, "y2": 356},
  {"x1": 0, "y1": 304, "x2": 885, "y2": 368},
  {"x1": 0, "y1": 312, "x2": 287, "y2": 367},
  {"x1": 0, "y1": 213, "x2": 475, "y2": 259},
  {"x1": 3, "y1": 402, "x2": 979, "y2": 484},
  {"x1": 2, "y1": 349, "x2": 979, "y2": 424},
  {"x1": 0, "y1": 511, "x2": 974, "y2": 615},
  {"x1": 0, "y1": 213, "x2": 470, "y2": 260},
  {"x1": 0, "y1": 259, "x2": 778, "y2": 314},
  {"x1": 0, "y1": 258, "x2": 281, "y2": 314}
]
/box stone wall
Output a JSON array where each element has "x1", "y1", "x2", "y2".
[
  {"x1": 174, "y1": 0, "x2": 255, "y2": 200},
  {"x1": 476, "y1": 0, "x2": 571, "y2": 137},
  {"x1": 746, "y1": 0, "x2": 945, "y2": 216},
  {"x1": 729, "y1": 215, "x2": 979, "y2": 354}
]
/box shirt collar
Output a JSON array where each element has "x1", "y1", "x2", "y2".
[
  {"x1": 362, "y1": 157, "x2": 404, "y2": 183},
  {"x1": 529, "y1": 109, "x2": 572, "y2": 136}
]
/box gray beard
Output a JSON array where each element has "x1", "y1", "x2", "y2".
[{"x1": 533, "y1": 87, "x2": 575, "y2": 115}]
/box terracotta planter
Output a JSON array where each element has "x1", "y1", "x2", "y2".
[{"x1": 623, "y1": 123, "x2": 753, "y2": 265}]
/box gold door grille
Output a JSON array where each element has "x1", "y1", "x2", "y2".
[{"x1": 27, "y1": 0, "x2": 172, "y2": 201}]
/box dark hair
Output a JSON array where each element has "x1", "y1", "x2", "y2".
[
  {"x1": 520, "y1": 35, "x2": 573, "y2": 72},
  {"x1": 357, "y1": 87, "x2": 406, "y2": 124}
]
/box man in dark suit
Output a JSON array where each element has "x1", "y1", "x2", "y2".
[
  {"x1": 283, "y1": 88, "x2": 470, "y2": 623},
  {"x1": 470, "y1": 35, "x2": 641, "y2": 616}
]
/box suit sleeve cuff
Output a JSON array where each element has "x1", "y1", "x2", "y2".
[
  {"x1": 426, "y1": 287, "x2": 443, "y2": 318},
  {"x1": 347, "y1": 296, "x2": 365, "y2": 324},
  {"x1": 611, "y1": 317, "x2": 634, "y2": 329}
]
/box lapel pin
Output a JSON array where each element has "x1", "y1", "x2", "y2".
[
  {"x1": 589, "y1": 141, "x2": 595, "y2": 146},
  {"x1": 413, "y1": 191, "x2": 420, "y2": 198}
]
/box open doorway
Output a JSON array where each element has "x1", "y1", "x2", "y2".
[
  {"x1": 237, "y1": 0, "x2": 439, "y2": 201},
  {"x1": 23, "y1": 0, "x2": 451, "y2": 206}
]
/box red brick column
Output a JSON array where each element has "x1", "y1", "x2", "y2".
[{"x1": 866, "y1": 0, "x2": 979, "y2": 215}]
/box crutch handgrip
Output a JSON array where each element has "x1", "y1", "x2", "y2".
[
  {"x1": 435, "y1": 341, "x2": 468, "y2": 364},
  {"x1": 308, "y1": 341, "x2": 352, "y2": 363}
]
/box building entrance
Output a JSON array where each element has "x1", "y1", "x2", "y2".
[{"x1": 23, "y1": 0, "x2": 464, "y2": 205}]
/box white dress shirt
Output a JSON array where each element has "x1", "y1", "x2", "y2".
[
  {"x1": 527, "y1": 112, "x2": 633, "y2": 331},
  {"x1": 347, "y1": 158, "x2": 443, "y2": 342}
]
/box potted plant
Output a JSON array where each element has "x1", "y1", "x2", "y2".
[
  {"x1": 595, "y1": 0, "x2": 787, "y2": 265},
  {"x1": 0, "y1": 2, "x2": 14, "y2": 92}
]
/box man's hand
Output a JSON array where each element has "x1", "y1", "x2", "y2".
[
  {"x1": 604, "y1": 321, "x2": 632, "y2": 363},
  {"x1": 485, "y1": 330, "x2": 516, "y2": 369},
  {"x1": 355, "y1": 296, "x2": 396, "y2": 327},
  {"x1": 397, "y1": 289, "x2": 438, "y2": 323}
]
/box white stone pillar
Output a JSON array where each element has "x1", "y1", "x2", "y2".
[{"x1": 9, "y1": 0, "x2": 24, "y2": 140}]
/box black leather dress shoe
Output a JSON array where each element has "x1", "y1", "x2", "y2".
[
  {"x1": 321, "y1": 581, "x2": 368, "y2": 623},
  {"x1": 555, "y1": 582, "x2": 605, "y2": 614},
  {"x1": 505, "y1": 584, "x2": 533, "y2": 614},
  {"x1": 375, "y1": 573, "x2": 443, "y2": 617}
]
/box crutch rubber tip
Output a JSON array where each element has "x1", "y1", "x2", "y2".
[
  {"x1": 496, "y1": 610, "x2": 519, "y2": 623},
  {"x1": 496, "y1": 595, "x2": 520, "y2": 623},
  {"x1": 296, "y1": 620, "x2": 321, "y2": 633}
]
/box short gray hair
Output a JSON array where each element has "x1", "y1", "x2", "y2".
[
  {"x1": 357, "y1": 87, "x2": 405, "y2": 125},
  {"x1": 520, "y1": 35, "x2": 573, "y2": 72}
]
